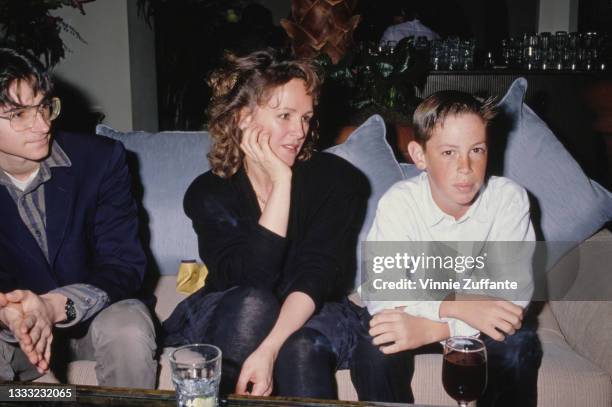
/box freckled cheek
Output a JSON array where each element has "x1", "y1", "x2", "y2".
[
  {"x1": 472, "y1": 157, "x2": 488, "y2": 172},
  {"x1": 432, "y1": 162, "x2": 454, "y2": 177},
  {"x1": 427, "y1": 169, "x2": 448, "y2": 188}
]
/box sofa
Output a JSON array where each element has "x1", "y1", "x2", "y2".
[{"x1": 36, "y1": 79, "x2": 612, "y2": 406}]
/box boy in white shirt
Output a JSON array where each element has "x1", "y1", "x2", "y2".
[{"x1": 363, "y1": 91, "x2": 542, "y2": 406}]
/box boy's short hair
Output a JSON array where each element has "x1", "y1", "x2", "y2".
[
  {"x1": 412, "y1": 90, "x2": 496, "y2": 147},
  {"x1": 0, "y1": 48, "x2": 52, "y2": 108}
]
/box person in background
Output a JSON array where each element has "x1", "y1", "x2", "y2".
[
  {"x1": 0, "y1": 47, "x2": 157, "y2": 388},
  {"x1": 380, "y1": 2, "x2": 440, "y2": 46}
]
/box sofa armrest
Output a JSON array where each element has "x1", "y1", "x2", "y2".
[
  {"x1": 548, "y1": 229, "x2": 612, "y2": 377},
  {"x1": 549, "y1": 301, "x2": 612, "y2": 378}
]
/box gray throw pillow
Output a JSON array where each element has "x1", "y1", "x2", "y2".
[
  {"x1": 96, "y1": 125, "x2": 211, "y2": 275},
  {"x1": 400, "y1": 162, "x2": 422, "y2": 179},
  {"x1": 492, "y1": 78, "x2": 612, "y2": 268},
  {"x1": 325, "y1": 114, "x2": 404, "y2": 286}
]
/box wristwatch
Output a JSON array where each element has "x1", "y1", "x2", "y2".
[{"x1": 63, "y1": 298, "x2": 76, "y2": 323}]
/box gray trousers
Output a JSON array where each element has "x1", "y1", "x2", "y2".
[{"x1": 0, "y1": 299, "x2": 157, "y2": 389}]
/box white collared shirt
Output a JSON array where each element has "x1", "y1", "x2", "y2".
[{"x1": 364, "y1": 172, "x2": 535, "y2": 337}]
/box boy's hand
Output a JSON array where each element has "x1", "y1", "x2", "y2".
[
  {"x1": 441, "y1": 294, "x2": 523, "y2": 341},
  {"x1": 369, "y1": 308, "x2": 450, "y2": 354}
]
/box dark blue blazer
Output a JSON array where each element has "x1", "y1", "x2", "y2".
[{"x1": 0, "y1": 132, "x2": 146, "y2": 303}]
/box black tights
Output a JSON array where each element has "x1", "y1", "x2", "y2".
[
  {"x1": 275, "y1": 327, "x2": 338, "y2": 398},
  {"x1": 203, "y1": 286, "x2": 279, "y2": 396},
  {"x1": 207, "y1": 286, "x2": 412, "y2": 402},
  {"x1": 205, "y1": 287, "x2": 336, "y2": 397}
]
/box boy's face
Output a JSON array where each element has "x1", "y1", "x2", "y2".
[
  {"x1": 409, "y1": 113, "x2": 488, "y2": 219},
  {"x1": 0, "y1": 79, "x2": 52, "y2": 172}
]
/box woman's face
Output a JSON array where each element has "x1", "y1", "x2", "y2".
[{"x1": 245, "y1": 78, "x2": 314, "y2": 166}]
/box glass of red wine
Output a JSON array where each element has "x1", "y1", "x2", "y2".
[{"x1": 442, "y1": 336, "x2": 487, "y2": 407}]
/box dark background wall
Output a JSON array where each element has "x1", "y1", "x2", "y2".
[{"x1": 355, "y1": 0, "x2": 538, "y2": 52}]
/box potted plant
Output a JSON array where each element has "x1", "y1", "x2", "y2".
[
  {"x1": 0, "y1": 0, "x2": 93, "y2": 67},
  {"x1": 318, "y1": 37, "x2": 429, "y2": 161}
]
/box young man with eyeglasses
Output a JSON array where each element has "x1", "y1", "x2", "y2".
[{"x1": 0, "y1": 48, "x2": 157, "y2": 388}]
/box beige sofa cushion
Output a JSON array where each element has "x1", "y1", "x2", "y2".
[
  {"x1": 537, "y1": 303, "x2": 612, "y2": 407},
  {"x1": 550, "y1": 301, "x2": 612, "y2": 377},
  {"x1": 154, "y1": 275, "x2": 188, "y2": 321},
  {"x1": 547, "y1": 229, "x2": 612, "y2": 378},
  {"x1": 35, "y1": 361, "x2": 97, "y2": 386},
  {"x1": 537, "y1": 339, "x2": 611, "y2": 407}
]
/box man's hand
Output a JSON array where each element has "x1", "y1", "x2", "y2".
[
  {"x1": 4, "y1": 290, "x2": 66, "y2": 373},
  {"x1": 369, "y1": 308, "x2": 450, "y2": 354},
  {"x1": 0, "y1": 302, "x2": 44, "y2": 369},
  {"x1": 235, "y1": 344, "x2": 276, "y2": 397},
  {"x1": 0, "y1": 302, "x2": 31, "y2": 341},
  {"x1": 440, "y1": 294, "x2": 523, "y2": 341}
]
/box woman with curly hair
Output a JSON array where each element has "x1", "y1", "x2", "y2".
[{"x1": 163, "y1": 48, "x2": 413, "y2": 402}]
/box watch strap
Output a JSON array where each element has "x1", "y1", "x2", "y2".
[{"x1": 64, "y1": 298, "x2": 76, "y2": 323}]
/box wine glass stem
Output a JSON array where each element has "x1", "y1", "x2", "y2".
[{"x1": 458, "y1": 402, "x2": 469, "y2": 407}]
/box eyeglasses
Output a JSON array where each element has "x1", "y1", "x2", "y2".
[{"x1": 0, "y1": 97, "x2": 61, "y2": 132}]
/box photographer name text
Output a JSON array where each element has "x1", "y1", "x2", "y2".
[{"x1": 372, "y1": 278, "x2": 518, "y2": 291}]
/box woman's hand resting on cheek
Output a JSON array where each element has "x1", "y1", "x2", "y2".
[{"x1": 240, "y1": 118, "x2": 291, "y2": 184}]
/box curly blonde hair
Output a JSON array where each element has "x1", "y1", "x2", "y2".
[{"x1": 207, "y1": 48, "x2": 322, "y2": 178}]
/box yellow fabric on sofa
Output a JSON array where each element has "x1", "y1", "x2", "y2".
[{"x1": 176, "y1": 261, "x2": 208, "y2": 295}]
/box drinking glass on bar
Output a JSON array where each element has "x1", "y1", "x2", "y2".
[
  {"x1": 170, "y1": 344, "x2": 222, "y2": 407},
  {"x1": 539, "y1": 32, "x2": 552, "y2": 70},
  {"x1": 430, "y1": 39, "x2": 443, "y2": 70},
  {"x1": 447, "y1": 37, "x2": 460, "y2": 70},
  {"x1": 442, "y1": 336, "x2": 487, "y2": 407},
  {"x1": 523, "y1": 34, "x2": 540, "y2": 70},
  {"x1": 554, "y1": 31, "x2": 568, "y2": 70},
  {"x1": 565, "y1": 32, "x2": 579, "y2": 70},
  {"x1": 461, "y1": 39, "x2": 475, "y2": 70}
]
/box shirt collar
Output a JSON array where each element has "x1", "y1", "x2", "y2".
[
  {"x1": 35, "y1": 138, "x2": 71, "y2": 187},
  {"x1": 461, "y1": 184, "x2": 490, "y2": 223},
  {"x1": 420, "y1": 172, "x2": 490, "y2": 227},
  {"x1": 0, "y1": 137, "x2": 71, "y2": 189},
  {"x1": 45, "y1": 138, "x2": 72, "y2": 170}
]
